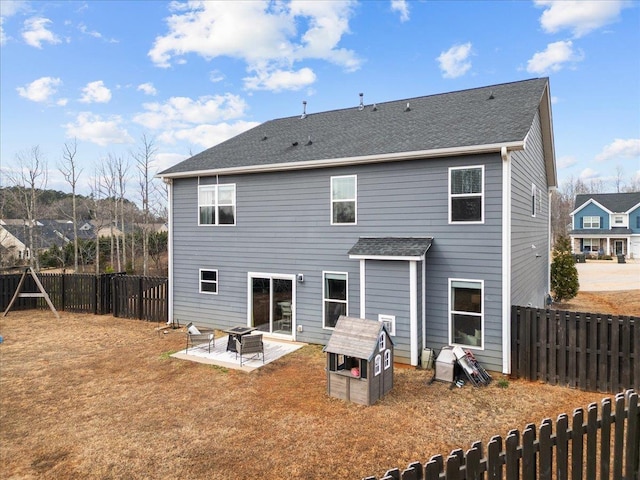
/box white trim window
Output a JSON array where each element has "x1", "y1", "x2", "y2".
[
  {"x1": 449, "y1": 166, "x2": 484, "y2": 223},
  {"x1": 198, "y1": 184, "x2": 236, "y2": 225},
  {"x1": 384, "y1": 349, "x2": 391, "y2": 370},
  {"x1": 613, "y1": 214, "x2": 626, "y2": 227},
  {"x1": 449, "y1": 278, "x2": 483, "y2": 349},
  {"x1": 583, "y1": 216, "x2": 600, "y2": 229},
  {"x1": 331, "y1": 175, "x2": 357, "y2": 224},
  {"x1": 531, "y1": 184, "x2": 537, "y2": 217},
  {"x1": 199, "y1": 269, "x2": 218, "y2": 294},
  {"x1": 323, "y1": 271, "x2": 348, "y2": 328}
]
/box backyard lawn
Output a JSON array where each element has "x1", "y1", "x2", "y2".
[{"x1": 1, "y1": 290, "x2": 638, "y2": 479}]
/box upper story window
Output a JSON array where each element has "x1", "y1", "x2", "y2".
[
  {"x1": 613, "y1": 215, "x2": 626, "y2": 226},
  {"x1": 449, "y1": 166, "x2": 484, "y2": 223},
  {"x1": 199, "y1": 184, "x2": 236, "y2": 225},
  {"x1": 531, "y1": 184, "x2": 537, "y2": 217},
  {"x1": 583, "y1": 216, "x2": 600, "y2": 229},
  {"x1": 331, "y1": 175, "x2": 357, "y2": 224}
]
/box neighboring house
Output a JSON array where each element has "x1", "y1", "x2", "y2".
[
  {"x1": 569, "y1": 192, "x2": 640, "y2": 259},
  {"x1": 158, "y1": 78, "x2": 557, "y2": 373},
  {"x1": 0, "y1": 219, "x2": 96, "y2": 262}
]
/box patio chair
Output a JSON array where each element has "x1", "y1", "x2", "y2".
[
  {"x1": 185, "y1": 322, "x2": 215, "y2": 353},
  {"x1": 235, "y1": 334, "x2": 264, "y2": 366}
]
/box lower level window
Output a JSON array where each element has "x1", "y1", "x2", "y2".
[
  {"x1": 199, "y1": 269, "x2": 218, "y2": 294},
  {"x1": 323, "y1": 272, "x2": 347, "y2": 328},
  {"x1": 450, "y1": 279, "x2": 483, "y2": 348},
  {"x1": 583, "y1": 238, "x2": 600, "y2": 252}
]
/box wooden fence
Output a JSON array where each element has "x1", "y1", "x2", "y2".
[
  {"x1": 364, "y1": 390, "x2": 640, "y2": 480},
  {"x1": 511, "y1": 306, "x2": 640, "y2": 393},
  {"x1": 0, "y1": 272, "x2": 167, "y2": 322}
]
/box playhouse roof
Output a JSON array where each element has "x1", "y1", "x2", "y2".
[{"x1": 323, "y1": 316, "x2": 392, "y2": 361}]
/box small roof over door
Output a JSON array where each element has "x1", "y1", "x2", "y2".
[{"x1": 348, "y1": 237, "x2": 433, "y2": 261}]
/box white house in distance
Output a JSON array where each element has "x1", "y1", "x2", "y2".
[{"x1": 158, "y1": 78, "x2": 557, "y2": 373}]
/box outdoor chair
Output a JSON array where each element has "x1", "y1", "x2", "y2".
[
  {"x1": 235, "y1": 334, "x2": 264, "y2": 366},
  {"x1": 185, "y1": 322, "x2": 215, "y2": 353}
]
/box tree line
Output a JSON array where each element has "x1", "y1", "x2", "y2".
[{"x1": 0, "y1": 136, "x2": 168, "y2": 276}]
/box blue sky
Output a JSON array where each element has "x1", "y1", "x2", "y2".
[{"x1": 1, "y1": 0, "x2": 639, "y2": 197}]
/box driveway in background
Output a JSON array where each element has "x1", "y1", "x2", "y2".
[{"x1": 576, "y1": 259, "x2": 640, "y2": 291}]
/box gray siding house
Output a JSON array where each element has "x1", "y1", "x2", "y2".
[{"x1": 158, "y1": 78, "x2": 557, "y2": 373}]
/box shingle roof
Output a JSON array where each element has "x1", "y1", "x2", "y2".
[
  {"x1": 160, "y1": 78, "x2": 550, "y2": 176},
  {"x1": 574, "y1": 192, "x2": 640, "y2": 213},
  {"x1": 323, "y1": 316, "x2": 392, "y2": 360},
  {"x1": 348, "y1": 237, "x2": 433, "y2": 258}
]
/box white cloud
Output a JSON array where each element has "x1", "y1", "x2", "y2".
[
  {"x1": 148, "y1": 1, "x2": 359, "y2": 91},
  {"x1": 579, "y1": 167, "x2": 600, "y2": 180},
  {"x1": 209, "y1": 70, "x2": 225, "y2": 83},
  {"x1": 1, "y1": 1, "x2": 28, "y2": 45},
  {"x1": 535, "y1": 0, "x2": 627, "y2": 38},
  {"x1": 16, "y1": 76, "x2": 62, "y2": 102},
  {"x1": 557, "y1": 155, "x2": 578, "y2": 169},
  {"x1": 64, "y1": 112, "x2": 133, "y2": 146},
  {"x1": 391, "y1": 0, "x2": 410, "y2": 22},
  {"x1": 526, "y1": 40, "x2": 583, "y2": 74},
  {"x1": 137, "y1": 82, "x2": 158, "y2": 96},
  {"x1": 133, "y1": 93, "x2": 249, "y2": 131},
  {"x1": 243, "y1": 67, "x2": 316, "y2": 91},
  {"x1": 22, "y1": 17, "x2": 61, "y2": 48},
  {"x1": 159, "y1": 121, "x2": 260, "y2": 148},
  {"x1": 79, "y1": 80, "x2": 112, "y2": 103},
  {"x1": 595, "y1": 138, "x2": 640, "y2": 162},
  {"x1": 437, "y1": 42, "x2": 472, "y2": 79},
  {"x1": 78, "y1": 22, "x2": 118, "y2": 43}
]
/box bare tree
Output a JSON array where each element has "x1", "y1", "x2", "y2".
[
  {"x1": 116, "y1": 157, "x2": 130, "y2": 272},
  {"x1": 59, "y1": 138, "x2": 83, "y2": 272},
  {"x1": 132, "y1": 134, "x2": 158, "y2": 276},
  {"x1": 6, "y1": 146, "x2": 48, "y2": 270}
]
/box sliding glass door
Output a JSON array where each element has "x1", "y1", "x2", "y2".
[{"x1": 250, "y1": 274, "x2": 294, "y2": 336}]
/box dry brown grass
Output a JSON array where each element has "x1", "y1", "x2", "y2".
[{"x1": 1, "y1": 290, "x2": 638, "y2": 479}]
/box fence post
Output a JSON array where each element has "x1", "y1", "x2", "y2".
[{"x1": 60, "y1": 273, "x2": 65, "y2": 311}]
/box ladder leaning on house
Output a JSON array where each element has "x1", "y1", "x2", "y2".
[{"x1": 2, "y1": 267, "x2": 60, "y2": 319}]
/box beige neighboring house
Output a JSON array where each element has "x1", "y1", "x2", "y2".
[
  {"x1": 0, "y1": 221, "x2": 29, "y2": 260},
  {"x1": 87, "y1": 220, "x2": 124, "y2": 238}
]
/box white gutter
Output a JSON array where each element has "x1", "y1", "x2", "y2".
[
  {"x1": 157, "y1": 141, "x2": 525, "y2": 180},
  {"x1": 501, "y1": 146, "x2": 512, "y2": 374},
  {"x1": 409, "y1": 260, "x2": 418, "y2": 366},
  {"x1": 359, "y1": 259, "x2": 366, "y2": 318}
]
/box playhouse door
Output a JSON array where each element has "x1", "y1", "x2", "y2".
[{"x1": 250, "y1": 274, "x2": 294, "y2": 337}]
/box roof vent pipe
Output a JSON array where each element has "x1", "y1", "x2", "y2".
[
  {"x1": 405, "y1": 102, "x2": 411, "y2": 112},
  {"x1": 301, "y1": 101, "x2": 307, "y2": 119},
  {"x1": 358, "y1": 93, "x2": 364, "y2": 111}
]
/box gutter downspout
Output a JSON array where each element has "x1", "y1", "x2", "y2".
[
  {"x1": 501, "y1": 146, "x2": 512, "y2": 374},
  {"x1": 164, "y1": 178, "x2": 174, "y2": 325}
]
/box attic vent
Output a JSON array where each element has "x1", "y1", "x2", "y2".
[
  {"x1": 404, "y1": 102, "x2": 411, "y2": 112},
  {"x1": 261, "y1": 135, "x2": 268, "y2": 141},
  {"x1": 306, "y1": 135, "x2": 312, "y2": 146},
  {"x1": 358, "y1": 92, "x2": 364, "y2": 111},
  {"x1": 301, "y1": 100, "x2": 307, "y2": 119},
  {"x1": 488, "y1": 91, "x2": 495, "y2": 100},
  {"x1": 372, "y1": 103, "x2": 377, "y2": 111}
]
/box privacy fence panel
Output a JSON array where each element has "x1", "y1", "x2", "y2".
[
  {"x1": 0, "y1": 272, "x2": 167, "y2": 322},
  {"x1": 363, "y1": 390, "x2": 640, "y2": 480},
  {"x1": 511, "y1": 305, "x2": 640, "y2": 393}
]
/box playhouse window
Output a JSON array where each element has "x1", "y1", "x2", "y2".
[
  {"x1": 449, "y1": 279, "x2": 483, "y2": 349},
  {"x1": 331, "y1": 354, "x2": 366, "y2": 378}
]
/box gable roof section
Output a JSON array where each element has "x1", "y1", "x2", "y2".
[
  {"x1": 573, "y1": 192, "x2": 640, "y2": 215},
  {"x1": 323, "y1": 316, "x2": 392, "y2": 360},
  {"x1": 159, "y1": 78, "x2": 555, "y2": 186},
  {"x1": 348, "y1": 237, "x2": 432, "y2": 260}
]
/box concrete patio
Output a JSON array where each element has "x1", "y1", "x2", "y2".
[{"x1": 171, "y1": 334, "x2": 305, "y2": 372}]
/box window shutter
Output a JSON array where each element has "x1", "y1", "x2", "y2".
[
  {"x1": 637, "y1": 216, "x2": 640, "y2": 228},
  {"x1": 580, "y1": 217, "x2": 583, "y2": 228},
  {"x1": 600, "y1": 216, "x2": 603, "y2": 229}
]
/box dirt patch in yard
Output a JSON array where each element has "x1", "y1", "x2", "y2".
[{"x1": 0, "y1": 291, "x2": 637, "y2": 479}]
